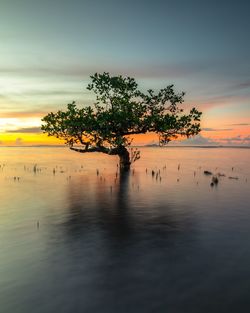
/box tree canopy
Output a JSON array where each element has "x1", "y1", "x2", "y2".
[{"x1": 41, "y1": 72, "x2": 202, "y2": 170}]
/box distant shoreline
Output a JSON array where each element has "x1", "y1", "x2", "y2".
[
  {"x1": 0, "y1": 145, "x2": 250, "y2": 149},
  {"x1": 143, "y1": 145, "x2": 250, "y2": 149}
]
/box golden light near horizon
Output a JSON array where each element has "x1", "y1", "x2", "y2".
[
  {"x1": 0, "y1": 132, "x2": 61, "y2": 146},
  {"x1": 1, "y1": 73, "x2": 249, "y2": 147},
  {"x1": 0, "y1": 116, "x2": 59, "y2": 145}
]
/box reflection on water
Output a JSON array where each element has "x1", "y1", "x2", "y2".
[
  {"x1": 0, "y1": 147, "x2": 250, "y2": 313},
  {"x1": 64, "y1": 170, "x2": 195, "y2": 244}
]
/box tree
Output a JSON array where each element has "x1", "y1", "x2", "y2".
[{"x1": 41, "y1": 72, "x2": 202, "y2": 171}]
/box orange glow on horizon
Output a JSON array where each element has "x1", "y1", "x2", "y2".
[
  {"x1": 0, "y1": 133, "x2": 62, "y2": 146},
  {"x1": 1, "y1": 126, "x2": 249, "y2": 146}
]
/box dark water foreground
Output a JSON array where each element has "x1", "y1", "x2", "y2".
[{"x1": 0, "y1": 147, "x2": 250, "y2": 313}]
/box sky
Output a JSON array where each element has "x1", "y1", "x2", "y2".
[{"x1": 0, "y1": 0, "x2": 250, "y2": 146}]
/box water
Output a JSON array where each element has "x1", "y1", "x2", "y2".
[{"x1": 0, "y1": 146, "x2": 250, "y2": 313}]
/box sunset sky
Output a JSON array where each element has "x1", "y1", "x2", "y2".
[{"x1": 0, "y1": 0, "x2": 249, "y2": 146}]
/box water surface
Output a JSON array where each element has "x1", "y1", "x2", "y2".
[{"x1": 1, "y1": 147, "x2": 250, "y2": 313}]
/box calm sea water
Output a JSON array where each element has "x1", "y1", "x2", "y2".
[{"x1": 0, "y1": 146, "x2": 250, "y2": 313}]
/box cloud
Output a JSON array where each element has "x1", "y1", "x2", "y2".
[
  {"x1": 244, "y1": 135, "x2": 250, "y2": 141},
  {"x1": 219, "y1": 135, "x2": 250, "y2": 145},
  {"x1": 7, "y1": 127, "x2": 42, "y2": 133},
  {"x1": 1, "y1": 58, "x2": 248, "y2": 84},
  {"x1": 0, "y1": 111, "x2": 45, "y2": 118},
  {"x1": 229, "y1": 81, "x2": 250, "y2": 91},
  {"x1": 169, "y1": 134, "x2": 217, "y2": 146},
  {"x1": 15, "y1": 138, "x2": 23, "y2": 145},
  {"x1": 20, "y1": 90, "x2": 86, "y2": 97},
  {"x1": 0, "y1": 107, "x2": 68, "y2": 118},
  {"x1": 202, "y1": 128, "x2": 233, "y2": 131},
  {"x1": 1, "y1": 61, "x2": 249, "y2": 118},
  {"x1": 170, "y1": 134, "x2": 250, "y2": 146},
  {"x1": 1, "y1": 89, "x2": 88, "y2": 98},
  {"x1": 229, "y1": 123, "x2": 250, "y2": 126},
  {"x1": 0, "y1": 61, "x2": 209, "y2": 80},
  {"x1": 197, "y1": 94, "x2": 250, "y2": 110}
]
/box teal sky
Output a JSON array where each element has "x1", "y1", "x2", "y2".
[{"x1": 0, "y1": 0, "x2": 250, "y2": 145}]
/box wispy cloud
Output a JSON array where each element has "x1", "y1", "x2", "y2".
[
  {"x1": 0, "y1": 61, "x2": 209, "y2": 80},
  {"x1": 202, "y1": 128, "x2": 233, "y2": 131},
  {"x1": 219, "y1": 135, "x2": 250, "y2": 145},
  {"x1": 228, "y1": 123, "x2": 250, "y2": 126},
  {"x1": 7, "y1": 127, "x2": 42, "y2": 133},
  {"x1": 169, "y1": 134, "x2": 217, "y2": 146},
  {"x1": 229, "y1": 81, "x2": 250, "y2": 91},
  {"x1": 170, "y1": 134, "x2": 250, "y2": 146},
  {"x1": 3, "y1": 90, "x2": 86, "y2": 97},
  {"x1": 0, "y1": 111, "x2": 47, "y2": 118}
]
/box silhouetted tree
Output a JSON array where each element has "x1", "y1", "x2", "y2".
[{"x1": 41, "y1": 72, "x2": 202, "y2": 171}]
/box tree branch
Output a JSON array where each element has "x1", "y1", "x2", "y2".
[
  {"x1": 122, "y1": 128, "x2": 147, "y2": 135},
  {"x1": 70, "y1": 145, "x2": 127, "y2": 156},
  {"x1": 70, "y1": 146, "x2": 107, "y2": 154}
]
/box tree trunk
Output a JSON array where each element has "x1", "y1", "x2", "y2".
[{"x1": 118, "y1": 147, "x2": 131, "y2": 172}]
